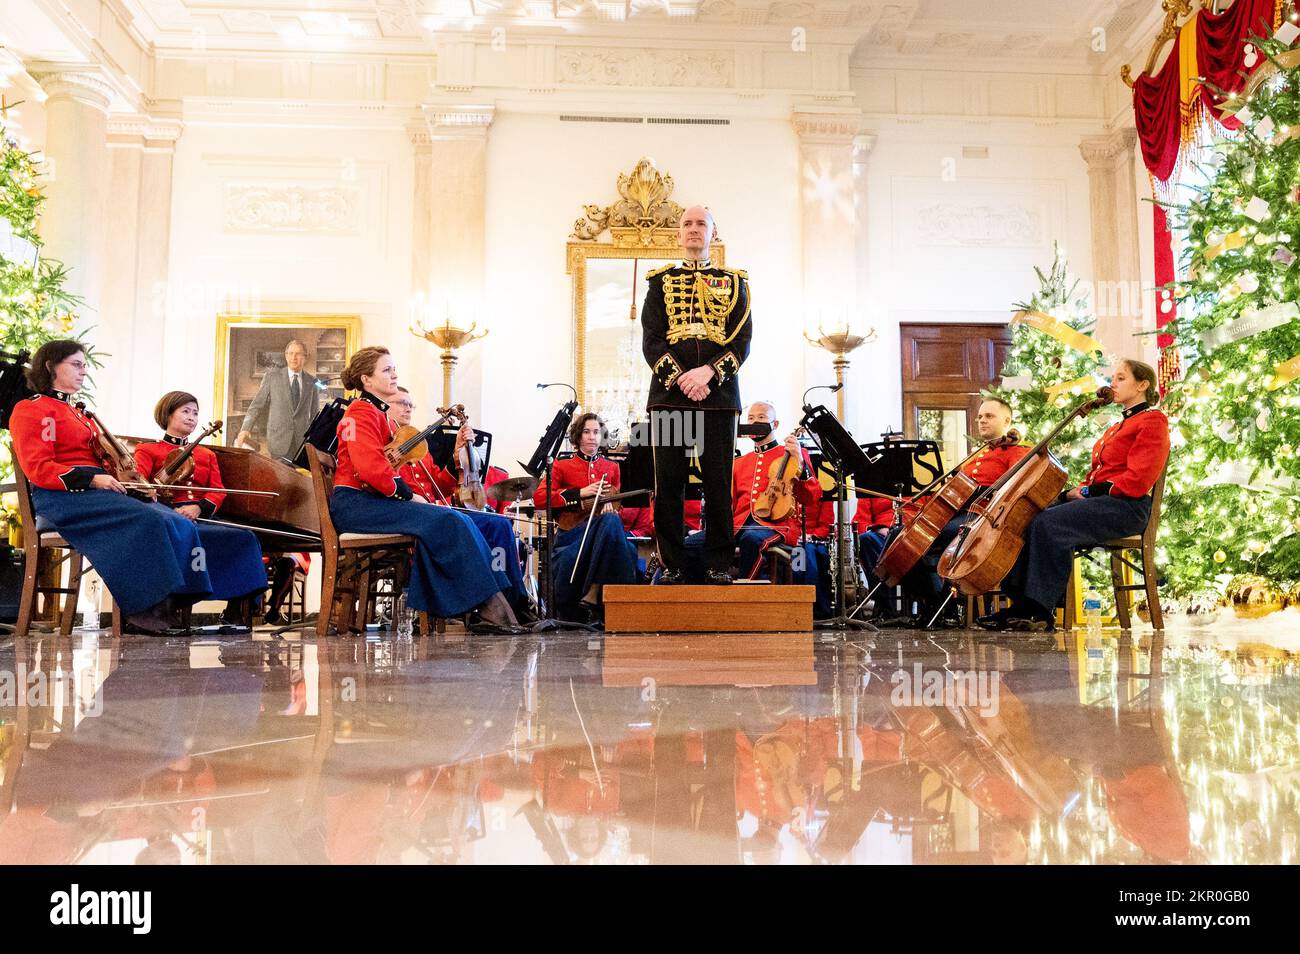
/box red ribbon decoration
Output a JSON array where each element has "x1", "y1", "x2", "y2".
[{"x1": 1130, "y1": 0, "x2": 1295, "y2": 390}]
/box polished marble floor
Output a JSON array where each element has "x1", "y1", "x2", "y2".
[{"x1": 1, "y1": 614, "x2": 1297, "y2": 864}]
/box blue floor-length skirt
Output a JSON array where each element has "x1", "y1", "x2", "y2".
[
  {"x1": 329, "y1": 488, "x2": 508, "y2": 618},
  {"x1": 193, "y1": 521, "x2": 267, "y2": 600},
  {"x1": 459, "y1": 508, "x2": 527, "y2": 605},
  {"x1": 552, "y1": 512, "x2": 638, "y2": 608},
  {"x1": 31, "y1": 487, "x2": 216, "y2": 615}
]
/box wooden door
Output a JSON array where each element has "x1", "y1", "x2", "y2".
[{"x1": 900, "y1": 323, "x2": 1011, "y2": 469}]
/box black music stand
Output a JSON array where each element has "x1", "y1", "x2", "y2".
[
  {"x1": 290, "y1": 397, "x2": 353, "y2": 469},
  {"x1": 429, "y1": 426, "x2": 492, "y2": 474},
  {"x1": 521, "y1": 401, "x2": 577, "y2": 623},
  {"x1": 0, "y1": 349, "x2": 32, "y2": 431},
  {"x1": 799, "y1": 404, "x2": 876, "y2": 631},
  {"x1": 857, "y1": 433, "x2": 944, "y2": 621},
  {"x1": 859, "y1": 435, "x2": 943, "y2": 502}
]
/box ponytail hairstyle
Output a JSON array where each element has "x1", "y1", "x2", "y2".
[
  {"x1": 341, "y1": 346, "x2": 391, "y2": 393},
  {"x1": 1122, "y1": 359, "x2": 1160, "y2": 407}
]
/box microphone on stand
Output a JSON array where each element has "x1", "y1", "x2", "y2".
[
  {"x1": 537, "y1": 382, "x2": 578, "y2": 404},
  {"x1": 802, "y1": 382, "x2": 843, "y2": 408}
]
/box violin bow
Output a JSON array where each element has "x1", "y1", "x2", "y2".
[{"x1": 569, "y1": 475, "x2": 607, "y2": 585}]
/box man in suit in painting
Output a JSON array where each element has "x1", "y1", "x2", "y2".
[{"x1": 235, "y1": 338, "x2": 322, "y2": 462}]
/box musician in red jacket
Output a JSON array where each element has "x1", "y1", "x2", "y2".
[
  {"x1": 387, "y1": 387, "x2": 530, "y2": 618},
  {"x1": 689, "y1": 401, "x2": 818, "y2": 581},
  {"x1": 9, "y1": 341, "x2": 233, "y2": 634},
  {"x1": 531, "y1": 412, "x2": 638, "y2": 623},
  {"x1": 978, "y1": 360, "x2": 1170, "y2": 631},
  {"x1": 326, "y1": 346, "x2": 520, "y2": 631},
  {"x1": 890, "y1": 397, "x2": 1030, "y2": 624},
  {"x1": 133, "y1": 391, "x2": 268, "y2": 628}
]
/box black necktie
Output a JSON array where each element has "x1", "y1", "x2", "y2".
[{"x1": 290, "y1": 373, "x2": 301, "y2": 409}]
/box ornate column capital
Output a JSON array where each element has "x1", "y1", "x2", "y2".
[
  {"x1": 1078, "y1": 128, "x2": 1138, "y2": 168},
  {"x1": 32, "y1": 68, "x2": 116, "y2": 113},
  {"x1": 852, "y1": 132, "x2": 878, "y2": 164},
  {"x1": 419, "y1": 105, "x2": 495, "y2": 142},
  {"x1": 793, "y1": 109, "x2": 862, "y2": 147},
  {"x1": 107, "y1": 116, "x2": 184, "y2": 150}
]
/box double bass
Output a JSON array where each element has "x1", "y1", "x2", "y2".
[
  {"x1": 874, "y1": 430, "x2": 1021, "y2": 588},
  {"x1": 937, "y1": 387, "x2": 1114, "y2": 596}
]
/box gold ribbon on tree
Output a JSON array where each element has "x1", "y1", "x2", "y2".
[
  {"x1": 1044, "y1": 375, "x2": 1101, "y2": 403},
  {"x1": 1011, "y1": 309, "x2": 1104, "y2": 356},
  {"x1": 1267, "y1": 354, "x2": 1300, "y2": 391}
]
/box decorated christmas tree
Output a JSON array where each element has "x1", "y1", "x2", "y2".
[
  {"x1": 988, "y1": 244, "x2": 1112, "y2": 485},
  {"x1": 0, "y1": 114, "x2": 92, "y2": 481},
  {"x1": 1159, "y1": 33, "x2": 1300, "y2": 599}
]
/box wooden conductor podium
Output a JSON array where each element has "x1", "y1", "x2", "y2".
[{"x1": 602, "y1": 583, "x2": 815, "y2": 633}]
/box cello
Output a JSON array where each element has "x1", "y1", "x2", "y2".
[
  {"x1": 937, "y1": 387, "x2": 1114, "y2": 596},
  {"x1": 874, "y1": 430, "x2": 1021, "y2": 588}
]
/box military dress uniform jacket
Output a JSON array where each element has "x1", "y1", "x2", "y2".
[
  {"x1": 135, "y1": 437, "x2": 229, "y2": 518},
  {"x1": 732, "y1": 442, "x2": 820, "y2": 546},
  {"x1": 962, "y1": 441, "x2": 1031, "y2": 488},
  {"x1": 641, "y1": 261, "x2": 753, "y2": 411},
  {"x1": 1079, "y1": 403, "x2": 1169, "y2": 498}
]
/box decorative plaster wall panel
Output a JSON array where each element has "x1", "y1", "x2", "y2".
[
  {"x1": 557, "y1": 49, "x2": 734, "y2": 88},
  {"x1": 223, "y1": 183, "x2": 359, "y2": 234}
]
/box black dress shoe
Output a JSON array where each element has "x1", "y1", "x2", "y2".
[
  {"x1": 658, "y1": 568, "x2": 686, "y2": 585},
  {"x1": 1007, "y1": 614, "x2": 1054, "y2": 633},
  {"x1": 263, "y1": 608, "x2": 286, "y2": 626},
  {"x1": 465, "y1": 610, "x2": 525, "y2": 636},
  {"x1": 976, "y1": 608, "x2": 1015, "y2": 631},
  {"x1": 705, "y1": 570, "x2": 733, "y2": 585}
]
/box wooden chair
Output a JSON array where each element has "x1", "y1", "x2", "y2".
[
  {"x1": 13, "y1": 464, "x2": 121, "y2": 637},
  {"x1": 305, "y1": 446, "x2": 432, "y2": 638},
  {"x1": 1063, "y1": 471, "x2": 1167, "y2": 632}
]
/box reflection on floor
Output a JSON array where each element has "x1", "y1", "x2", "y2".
[{"x1": 1, "y1": 617, "x2": 1297, "y2": 864}]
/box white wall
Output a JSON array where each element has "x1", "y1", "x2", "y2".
[
  {"x1": 162, "y1": 119, "x2": 415, "y2": 434},
  {"x1": 481, "y1": 110, "x2": 808, "y2": 465},
  {"x1": 851, "y1": 117, "x2": 1097, "y2": 440}
]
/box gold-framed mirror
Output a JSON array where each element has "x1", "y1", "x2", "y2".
[{"x1": 567, "y1": 158, "x2": 723, "y2": 441}]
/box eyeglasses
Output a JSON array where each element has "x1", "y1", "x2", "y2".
[
  {"x1": 397, "y1": 401, "x2": 416, "y2": 410},
  {"x1": 61, "y1": 360, "x2": 88, "y2": 371}
]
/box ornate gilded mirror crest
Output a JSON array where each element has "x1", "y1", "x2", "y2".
[
  {"x1": 571, "y1": 157, "x2": 723, "y2": 249},
  {"x1": 567, "y1": 159, "x2": 725, "y2": 435}
]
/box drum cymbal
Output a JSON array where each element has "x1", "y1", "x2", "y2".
[{"x1": 486, "y1": 475, "x2": 539, "y2": 503}]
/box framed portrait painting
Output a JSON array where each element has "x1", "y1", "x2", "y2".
[{"x1": 214, "y1": 314, "x2": 362, "y2": 450}]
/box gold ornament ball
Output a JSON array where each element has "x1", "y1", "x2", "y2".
[
  {"x1": 1214, "y1": 549, "x2": 1227, "y2": 563},
  {"x1": 1228, "y1": 574, "x2": 1284, "y2": 619}
]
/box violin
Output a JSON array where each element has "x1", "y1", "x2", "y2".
[
  {"x1": 752, "y1": 429, "x2": 807, "y2": 521},
  {"x1": 385, "y1": 404, "x2": 465, "y2": 469},
  {"x1": 77, "y1": 403, "x2": 154, "y2": 499},
  {"x1": 154, "y1": 420, "x2": 223, "y2": 487},
  {"x1": 938, "y1": 388, "x2": 1114, "y2": 595},
  {"x1": 455, "y1": 411, "x2": 488, "y2": 511},
  {"x1": 553, "y1": 487, "x2": 647, "y2": 532},
  {"x1": 874, "y1": 429, "x2": 1022, "y2": 588}
]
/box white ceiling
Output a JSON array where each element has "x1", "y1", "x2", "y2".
[{"x1": 100, "y1": 0, "x2": 1143, "y2": 67}]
